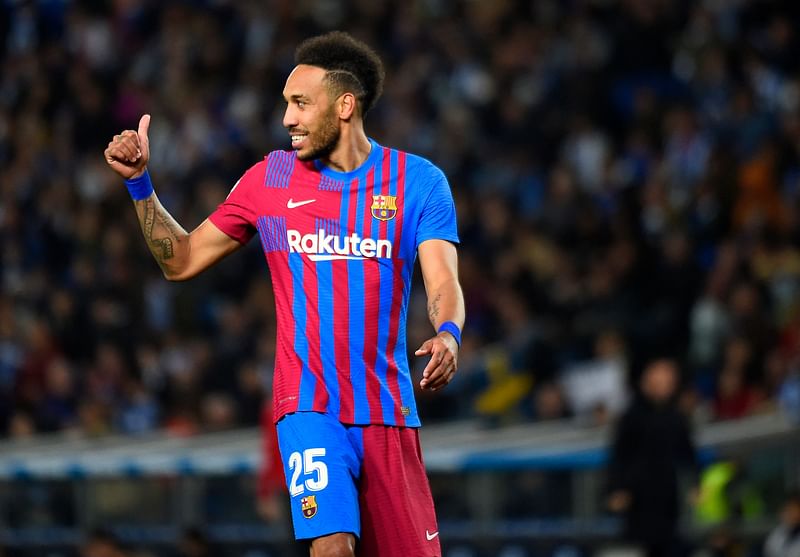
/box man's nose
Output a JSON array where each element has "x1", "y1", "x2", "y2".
[{"x1": 283, "y1": 105, "x2": 297, "y2": 129}]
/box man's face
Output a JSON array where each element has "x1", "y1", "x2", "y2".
[
  {"x1": 282, "y1": 64, "x2": 340, "y2": 161},
  {"x1": 782, "y1": 500, "x2": 800, "y2": 527},
  {"x1": 641, "y1": 360, "x2": 678, "y2": 404},
  {"x1": 82, "y1": 541, "x2": 124, "y2": 557}
]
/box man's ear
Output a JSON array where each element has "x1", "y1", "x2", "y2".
[{"x1": 338, "y1": 92, "x2": 358, "y2": 120}]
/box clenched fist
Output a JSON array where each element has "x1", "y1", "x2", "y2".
[{"x1": 104, "y1": 114, "x2": 151, "y2": 179}]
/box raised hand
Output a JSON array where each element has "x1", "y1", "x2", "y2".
[{"x1": 104, "y1": 114, "x2": 151, "y2": 179}]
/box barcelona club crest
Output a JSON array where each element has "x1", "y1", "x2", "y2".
[
  {"x1": 301, "y1": 495, "x2": 318, "y2": 519},
  {"x1": 371, "y1": 195, "x2": 398, "y2": 221}
]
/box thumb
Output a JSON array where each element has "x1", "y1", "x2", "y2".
[
  {"x1": 137, "y1": 114, "x2": 151, "y2": 140},
  {"x1": 415, "y1": 340, "x2": 432, "y2": 355}
]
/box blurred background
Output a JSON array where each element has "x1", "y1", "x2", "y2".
[{"x1": 1, "y1": 0, "x2": 800, "y2": 556}]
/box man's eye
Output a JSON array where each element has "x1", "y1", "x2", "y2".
[{"x1": 297, "y1": 101, "x2": 305, "y2": 108}]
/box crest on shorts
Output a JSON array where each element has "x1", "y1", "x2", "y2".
[
  {"x1": 371, "y1": 195, "x2": 398, "y2": 221},
  {"x1": 301, "y1": 495, "x2": 318, "y2": 519}
]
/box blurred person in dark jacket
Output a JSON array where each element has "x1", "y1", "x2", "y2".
[
  {"x1": 607, "y1": 358, "x2": 698, "y2": 557},
  {"x1": 764, "y1": 493, "x2": 800, "y2": 557}
]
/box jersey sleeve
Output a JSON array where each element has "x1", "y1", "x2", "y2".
[
  {"x1": 208, "y1": 160, "x2": 265, "y2": 244},
  {"x1": 415, "y1": 165, "x2": 459, "y2": 248}
]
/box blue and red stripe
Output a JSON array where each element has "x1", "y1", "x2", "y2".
[
  {"x1": 371, "y1": 149, "x2": 399, "y2": 425},
  {"x1": 334, "y1": 184, "x2": 355, "y2": 423},
  {"x1": 315, "y1": 219, "x2": 338, "y2": 418},
  {"x1": 361, "y1": 166, "x2": 384, "y2": 424},
  {"x1": 269, "y1": 251, "x2": 303, "y2": 418},
  {"x1": 289, "y1": 251, "x2": 317, "y2": 410},
  {"x1": 347, "y1": 175, "x2": 369, "y2": 424},
  {"x1": 304, "y1": 248, "x2": 328, "y2": 412},
  {"x1": 389, "y1": 151, "x2": 416, "y2": 424}
]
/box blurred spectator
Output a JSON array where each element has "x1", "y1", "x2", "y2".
[
  {"x1": 688, "y1": 272, "x2": 730, "y2": 379},
  {"x1": 778, "y1": 366, "x2": 800, "y2": 425},
  {"x1": 116, "y1": 377, "x2": 159, "y2": 435},
  {"x1": 176, "y1": 527, "x2": 211, "y2": 557},
  {"x1": 695, "y1": 460, "x2": 765, "y2": 526},
  {"x1": 7, "y1": 409, "x2": 36, "y2": 439},
  {"x1": 77, "y1": 398, "x2": 113, "y2": 438},
  {"x1": 560, "y1": 330, "x2": 629, "y2": 426},
  {"x1": 607, "y1": 359, "x2": 698, "y2": 557},
  {"x1": 38, "y1": 357, "x2": 79, "y2": 432},
  {"x1": 693, "y1": 526, "x2": 748, "y2": 557},
  {"x1": 256, "y1": 401, "x2": 289, "y2": 524},
  {"x1": 81, "y1": 528, "x2": 127, "y2": 557},
  {"x1": 236, "y1": 362, "x2": 266, "y2": 427},
  {"x1": 531, "y1": 382, "x2": 570, "y2": 421},
  {"x1": 200, "y1": 392, "x2": 237, "y2": 432},
  {"x1": 712, "y1": 337, "x2": 765, "y2": 421},
  {"x1": 764, "y1": 493, "x2": 800, "y2": 557}
]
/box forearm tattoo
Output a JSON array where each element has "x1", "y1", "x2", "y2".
[
  {"x1": 428, "y1": 292, "x2": 442, "y2": 325},
  {"x1": 140, "y1": 198, "x2": 175, "y2": 263}
]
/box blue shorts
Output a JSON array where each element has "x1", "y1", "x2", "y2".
[
  {"x1": 275, "y1": 411, "x2": 441, "y2": 556},
  {"x1": 276, "y1": 412, "x2": 364, "y2": 540}
]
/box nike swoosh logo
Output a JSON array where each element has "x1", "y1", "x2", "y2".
[
  {"x1": 287, "y1": 198, "x2": 316, "y2": 209},
  {"x1": 426, "y1": 530, "x2": 439, "y2": 541}
]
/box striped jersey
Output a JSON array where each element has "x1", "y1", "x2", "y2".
[{"x1": 209, "y1": 139, "x2": 459, "y2": 427}]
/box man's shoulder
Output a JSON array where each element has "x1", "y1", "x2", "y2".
[
  {"x1": 240, "y1": 152, "x2": 287, "y2": 177},
  {"x1": 402, "y1": 150, "x2": 441, "y2": 172},
  {"x1": 386, "y1": 148, "x2": 445, "y2": 184},
  {"x1": 263, "y1": 149, "x2": 299, "y2": 170},
  {"x1": 232, "y1": 150, "x2": 298, "y2": 193},
  {"x1": 258, "y1": 149, "x2": 306, "y2": 189}
]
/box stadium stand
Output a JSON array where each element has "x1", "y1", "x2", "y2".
[{"x1": 1, "y1": 1, "x2": 800, "y2": 555}]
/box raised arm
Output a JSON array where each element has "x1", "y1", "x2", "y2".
[
  {"x1": 104, "y1": 115, "x2": 242, "y2": 281},
  {"x1": 414, "y1": 239, "x2": 465, "y2": 391}
]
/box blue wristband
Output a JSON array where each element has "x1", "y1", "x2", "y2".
[
  {"x1": 437, "y1": 321, "x2": 461, "y2": 346},
  {"x1": 124, "y1": 170, "x2": 154, "y2": 201}
]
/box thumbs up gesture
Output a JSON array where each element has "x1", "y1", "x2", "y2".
[{"x1": 104, "y1": 114, "x2": 151, "y2": 179}]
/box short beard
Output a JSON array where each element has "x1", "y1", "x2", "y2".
[{"x1": 297, "y1": 105, "x2": 340, "y2": 161}]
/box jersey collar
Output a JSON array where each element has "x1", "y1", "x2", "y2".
[{"x1": 313, "y1": 138, "x2": 383, "y2": 181}]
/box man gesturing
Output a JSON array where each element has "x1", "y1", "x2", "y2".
[{"x1": 105, "y1": 32, "x2": 464, "y2": 557}]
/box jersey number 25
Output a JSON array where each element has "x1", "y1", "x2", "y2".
[{"x1": 288, "y1": 448, "x2": 329, "y2": 496}]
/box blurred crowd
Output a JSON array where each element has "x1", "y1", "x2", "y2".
[{"x1": 2, "y1": 0, "x2": 800, "y2": 439}]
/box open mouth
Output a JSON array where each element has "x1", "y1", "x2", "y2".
[{"x1": 290, "y1": 133, "x2": 308, "y2": 149}]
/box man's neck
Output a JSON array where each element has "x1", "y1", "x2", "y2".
[{"x1": 322, "y1": 128, "x2": 372, "y2": 173}]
